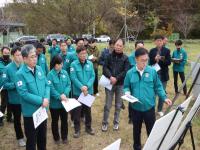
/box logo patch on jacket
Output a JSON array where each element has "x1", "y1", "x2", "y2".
[{"x1": 17, "y1": 81, "x2": 23, "y2": 87}]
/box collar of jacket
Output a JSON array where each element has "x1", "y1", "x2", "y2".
[
  {"x1": 78, "y1": 59, "x2": 88, "y2": 66},
  {"x1": 23, "y1": 64, "x2": 36, "y2": 73},
  {"x1": 52, "y1": 68, "x2": 64, "y2": 75},
  {"x1": 112, "y1": 50, "x2": 123, "y2": 57},
  {"x1": 132, "y1": 65, "x2": 151, "y2": 74}
]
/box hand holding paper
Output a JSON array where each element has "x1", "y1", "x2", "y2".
[
  {"x1": 121, "y1": 94, "x2": 140, "y2": 103},
  {"x1": 62, "y1": 98, "x2": 81, "y2": 112},
  {"x1": 78, "y1": 93, "x2": 95, "y2": 107},
  {"x1": 99, "y1": 75, "x2": 112, "y2": 90},
  {"x1": 33, "y1": 107, "x2": 48, "y2": 129}
]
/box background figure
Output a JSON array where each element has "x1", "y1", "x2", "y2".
[
  {"x1": 88, "y1": 39, "x2": 100, "y2": 96},
  {"x1": 172, "y1": 40, "x2": 187, "y2": 95},
  {"x1": 0, "y1": 46, "x2": 13, "y2": 126}
]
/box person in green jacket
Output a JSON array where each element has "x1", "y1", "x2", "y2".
[
  {"x1": 59, "y1": 41, "x2": 74, "y2": 74},
  {"x1": 172, "y1": 40, "x2": 187, "y2": 95},
  {"x1": 15, "y1": 44, "x2": 50, "y2": 150},
  {"x1": 0, "y1": 46, "x2": 13, "y2": 126},
  {"x1": 66, "y1": 38, "x2": 76, "y2": 53},
  {"x1": 35, "y1": 42, "x2": 49, "y2": 76},
  {"x1": 123, "y1": 48, "x2": 172, "y2": 150},
  {"x1": 88, "y1": 39, "x2": 100, "y2": 96},
  {"x1": 70, "y1": 46, "x2": 95, "y2": 138},
  {"x1": 4, "y1": 46, "x2": 26, "y2": 147},
  {"x1": 47, "y1": 55, "x2": 71, "y2": 144},
  {"x1": 48, "y1": 39, "x2": 61, "y2": 68}
]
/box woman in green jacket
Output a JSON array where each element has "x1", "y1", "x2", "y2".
[{"x1": 47, "y1": 55, "x2": 71, "y2": 144}]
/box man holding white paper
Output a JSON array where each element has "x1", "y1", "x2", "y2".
[
  {"x1": 102, "y1": 39, "x2": 130, "y2": 131},
  {"x1": 124, "y1": 48, "x2": 172, "y2": 150},
  {"x1": 16, "y1": 44, "x2": 50, "y2": 150},
  {"x1": 70, "y1": 46, "x2": 95, "y2": 138}
]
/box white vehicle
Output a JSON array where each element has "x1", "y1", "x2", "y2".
[{"x1": 95, "y1": 35, "x2": 110, "y2": 42}]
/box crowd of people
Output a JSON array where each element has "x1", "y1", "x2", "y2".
[{"x1": 0, "y1": 35, "x2": 188, "y2": 150}]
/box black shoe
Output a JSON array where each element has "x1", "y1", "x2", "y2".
[
  {"x1": 85, "y1": 128, "x2": 95, "y2": 135},
  {"x1": 62, "y1": 139, "x2": 68, "y2": 144},
  {"x1": 73, "y1": 131, "x2": 80, "y2": 138}
]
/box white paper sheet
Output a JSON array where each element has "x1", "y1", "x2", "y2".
[
  {"x1": 121, "y1": 94, "x2": 139, "y2": 103},
  {"x1": 78, "y1": 93, "x2": 95, "y2": 107},
  {"x1": 152, "y1": 63, "x2": 161, "y2": 72},
  {"x1": 103, "y1": 138, "x2": 121, "y2": 150},
  {"x1": 99, "y1": 75, "x2": 112, "y2": 90},
  {"x1": 0, "y1": 111, "x2": 3, "y2": 118},
  {"x1": 88, "y1": 54, "x2": 94, "y2": 60},
  {"x1": 33, "y1": 107, "x2": 48, "y2": 129},
  {"x1": 0, "y1": 86, "x2": 3, "y2": 92},
  {"x1": 62, "y1": 98, "x2": 82, "y2": 112}
]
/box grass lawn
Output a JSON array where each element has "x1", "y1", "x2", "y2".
[{"x1": 0, "y1": 40, "x2": 200, "y2": 150}]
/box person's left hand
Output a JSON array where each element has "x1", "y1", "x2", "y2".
[{"x1": 164, "y1": 98, "x2": 172, "y2": 106}]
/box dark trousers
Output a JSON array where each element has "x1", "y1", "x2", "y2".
[
  {"x1": 72, "y1": 96, "x2": 92, "y2": 132},
  {"x1": 24, "y1": 117, "x2": 47, "y2": 150},
  {"x1": 50, "y1": 108, "x2": 68, "y2": 141},
  {"x1": 0, "y1": 90, "x2": 12, "y2": 122},
  {"x1": 128, "y1": 103, "x2": 132, "y2": 120},
  {"x1": 132, "y1": 107, "x2": 155, "y2": 150},
  {"x1": 10, "y1": 104, "x2": 24, "y2": 139},
  {"x1": 173, "y1": 71, "x2": 187, "y2": 95},
  {"x1": 94, "y1": 68, "x2": 99, "y2": 94}
]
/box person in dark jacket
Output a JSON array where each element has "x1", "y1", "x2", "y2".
[
  {"x1": 101, "y1": 39, "x2": 130, "y2": 131},
  {"x1": 149, "y1": 35, "x2": 171, "y2": 117},
  {"x1": 98, "y1": 39, "x2": 115, "y2": 66},
  {"x1": 0, "y1": 46, "x2": 13, "y2": 126}
]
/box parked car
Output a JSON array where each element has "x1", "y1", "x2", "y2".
[
  {"x1": 95, "y1": 35, "x2": 111, "y2": 42},
  {"x1": 10, "y1": 36, "x2": 38, "y2": 48},
  {"x1": 82, "y1": 34, "x2": 93, "y2": 40},
  {"x1": 46, "y1": 34, "x2": 65, "y2": 45}
]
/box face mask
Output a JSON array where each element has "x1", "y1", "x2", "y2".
[
  {"x1": 3, "y1": 55, "x2": 10, "y2": 61},
  {"x1": 177, "y1": 47, "x2": 181, "y2": 50}
]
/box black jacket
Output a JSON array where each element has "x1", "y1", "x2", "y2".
[
  {"x1": 103, "y1": 51, "x2": 130, "y2": 85},
  {"x1": 149, "y1": 47, "x2": 171, "y2": 82}
]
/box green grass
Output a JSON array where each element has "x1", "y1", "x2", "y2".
[{"x1": 0, "y1": 40, "x2": 200, "y2": 150}]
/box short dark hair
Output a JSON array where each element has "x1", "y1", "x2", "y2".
[
  {"x1": 21, "y1": 44, "x2": 35, "y2": 58},
  {"x1": 50, "y1": 55, "x2": 63, "y2": 68},
  {"x1": 76, "y1": 46, "x2": 87, "y2": 54},
  {"x1": 1, "y1": 46, "x2": 10, "y2": 52},
  {"x1": 115, "y1": 38, "x2": 125, "y2": 45},
  {"x1": 75, "y1": 38, "x2": 84, "y2": 44},
  {"x1": 154, "y1": 35, "x2": 164, "y2": 40},
  {"x1": 109, "y1": 39, "x2": 115, "y2": 45},
  {"x1": 135, "y1": 48, "x2": 149, "y2": 58},
  {"x1": 135, "y1": 40, "x2": 144, "y2": 48},
  {"x1": 52, "y1": 39, "x2": 57, "y2": 42},
  {"x1": 175, "y1": 40, "x2": 182, "y2": 46},
  {"x1": 35, "y1": 42, "x2": 44, "y2": 49},
  {"x1": 11, "y1": 46, "x2": 21, "y2": 55}
]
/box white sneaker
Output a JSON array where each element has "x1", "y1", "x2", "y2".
[
  {"x1": 158, "y1": 111, "x2": 164, "y2": 117},
  {"x1": 102, "y1": 124, "x2": 108, "y2": 132},
  {"x1": 18, "y1": 138, "x2": 26, "y2": 147},
  {"x1": 113, "y1": 124, "x2": 119, "y2": 130}
]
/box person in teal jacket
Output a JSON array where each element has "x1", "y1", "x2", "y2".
[
  {"x1": 123, "y1": 48, "x2": 172, "y2": 150},
  {"x1": 35, "y1": 42, "x2": 49, "y2": 76},
  {"x1": 0, "y1": 46, "x2": 12, "y2": 126},
  {"x1": 172, "y1": 40, "x2": 187, "y2": 95},
  {"x1": 128, "y1": 40, "x2": 144, "y2": 68},
  {"x1": 127, "y1": 40, "x2": 144, "y2": 124},
  {"x1": 70, "y1": 46, "x2": 95, "y2": 138},
  {"x1": 66, "y1": 38, "x2": 76, "y2": 53},
  {"x1": 3, "y1": 46, "x2": 26, "y2": 147},
  {"x1": 15, "y1": 44, "x2": 50, "y2": 150},
  {"x1": 48, "y1": 39, "x2": 61, "y2": 67},
  {"x1": 59, "y1": 41, "x2": 74, "y2": 74},
  {"x1": 47, "y1": 55, "x2": 71, "y2": 144}
]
